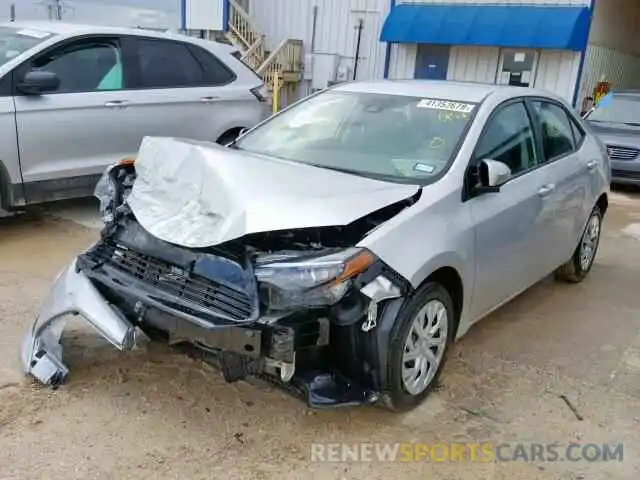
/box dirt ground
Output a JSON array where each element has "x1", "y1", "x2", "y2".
[{"x1": 2, "y1": 193, "x2": 640, "y2": 479}]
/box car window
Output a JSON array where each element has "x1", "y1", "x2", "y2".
[
  {"x1": 29, "y1": 41, "x2": 123, "y2": 93},
  {"x1": 233, "y1": 91, "x2": 477, "y2": 185},
  {"x1": 188, "y1": 45, "x2": 236, "y2": 85},
  {"x1": 133, "y1": 38, "x2": 205, "y2": 88},
  {"x1": 532, "y1": 101, "x2": 576, "y2": 161},
  {"x1": 569, "y1": 117, "x2": 585, "y2": 146},
  {"x1": 475, "y1": 102, "x2": 537, "y2": 176}
]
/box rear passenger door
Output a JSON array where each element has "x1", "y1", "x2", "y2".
[
  {"x1": 121, "y1": 37, "x2": 240, "y2": 143},
  {"x1": 528, "y1": 100, "x2": 590, "y2": 267}
]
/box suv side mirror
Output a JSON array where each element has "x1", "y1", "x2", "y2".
[
  {"x1": 475, "y1": 159, "x2": 511, "y2": 194},
  {"x1": 17, "y1": 70, "x2": 60, "y2": 95}
]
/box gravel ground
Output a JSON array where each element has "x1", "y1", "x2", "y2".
[{"x1": 1, "y1": 193, "x2": 640, "y2": 479}]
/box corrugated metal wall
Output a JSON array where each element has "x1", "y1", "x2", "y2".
[
  {"x1": 447, "y1": 47, "x2": 500, "y2": 83},
  {"x1": 576, "y1": 0, "x2": 640, "y2": 102},
  {"x1": 248, "y1": 0, "x2": 390, "y2": 92},
  {"x1": 390, "y1": 44, "x2": 581, "y2": 103},
  {"x1": 535, "y1": 50, "x2": 581, "y2": 101},
  {"x1": 399, "y1": 0, "x2": 589, "y2": 5}
]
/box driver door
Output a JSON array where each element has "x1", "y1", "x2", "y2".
[
  {"x1": 467, "y1": 100, "x2": 553, "y2": 319},
  {"x1": 13, "y1": 36, "x2": 138, "y2": 203}
]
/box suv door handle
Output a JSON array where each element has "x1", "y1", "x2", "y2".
[
  {"x1": 200, "y1": 96, "x2": 219, "y2": 103},
  {"x1": 537, "y1": 184, "x2": 555, "y2": 197},
  {"x1": 104, "y1": 100, "x2": 129, "y2": 108},
  {"x1": 586, "y1": 159, "x2": 599, "y2": 171}
]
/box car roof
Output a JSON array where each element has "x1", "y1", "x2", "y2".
[
  {"x1": 0, "y1": 21, "x2": 237, "y2": 53},
  {"x1": 332, "y1": 79, "x2": 558, "y2": 104}
]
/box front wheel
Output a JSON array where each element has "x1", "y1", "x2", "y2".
[
  {"x1": 382, "y1": 282, "x2": 456, "y2": 412},
  {"x1": 555, "y1": 206, "x2": 602, "y2": 283}
]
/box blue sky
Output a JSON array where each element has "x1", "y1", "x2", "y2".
[{"x1": 2, "y1": 0, "x2": 180, "y2": 28}]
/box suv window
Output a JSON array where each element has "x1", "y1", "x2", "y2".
[
  {"x1": 188, "y1": 45, "x2": 236, "y2": 85},
  {"x1": 532, "y1": 101, "x2": 576, "y2": 161},
  {"x1": 475, "y1": 101, "x2": 537, "y2": 176},
  {"x1": 28, "y1": 40, "x2": 123, "y2": 93},
  {"x1": 133, "y1": 38, "x2": 205, "y2": 88}
]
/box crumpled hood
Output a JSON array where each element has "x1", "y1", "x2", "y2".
[{"x1": 127, "y1": 137, "x2": 420, "y2": 248}]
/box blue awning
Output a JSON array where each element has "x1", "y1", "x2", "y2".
[{"x1": 380, "y1": 4, "x2": 592, "y2": 51}]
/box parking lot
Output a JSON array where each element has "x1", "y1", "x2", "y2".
[{"x1": 0, "y1": 191, "x2": 639, "y2": 479}]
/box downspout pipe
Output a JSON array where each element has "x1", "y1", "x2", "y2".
[
  {"x1": 572, "y1": 0, "x2": 597, "y2": 108},
  {"x1": 382, "y1": 0, "x2": 396, "y2": 79}
]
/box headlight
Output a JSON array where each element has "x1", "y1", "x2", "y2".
[
  {"x1": 94, "y1": 158, "x2": 136, "y2": 224},
  {"x1": 254, "y1": 247, "x2": 375, "y2": 310}
]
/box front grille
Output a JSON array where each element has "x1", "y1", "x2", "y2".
[
  {"x1": 91, "y1": 244, "x2": 254, "y2": 321},
  {"x1": 607, "y1": 145, "x2": 639, "y2": 161},
  {"x1": 612, "y1": 169, "x2": 640, "y2": 180}
]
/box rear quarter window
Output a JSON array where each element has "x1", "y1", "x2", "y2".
[{"x1": 188, "y1": 45, "x2": 236, "y2": 85}]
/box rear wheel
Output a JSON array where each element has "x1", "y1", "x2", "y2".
[
  {"x1": 555, "y1": 206, "x2": 602, "y2": 283},
  {"x1": 382, "y1": 282, "x2": 455, "y2": 412}
]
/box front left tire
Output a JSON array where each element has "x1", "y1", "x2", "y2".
[{"x1": 382, "y1": 282, "x2": 456, "y2": 412}]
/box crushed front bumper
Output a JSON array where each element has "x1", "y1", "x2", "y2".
[
  {"x1": 20, "y1": 258, "x2": 136, "y2": 387},
  {"x1": 21, "y1": 246, "x2": 407, "y2": 409}
]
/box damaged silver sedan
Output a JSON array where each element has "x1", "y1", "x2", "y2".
[{"x1": 22, "y1": 81, "x2": 610, "y2": 411}]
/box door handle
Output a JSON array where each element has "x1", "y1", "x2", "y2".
[
  {"x1": 586, "y1": 159, "x2": 599, "y2": 171},
  {"x1": 104, "y1": 100, "x2": 129, "y2": 108},
  {"x1": 200, "y1": 96, "x2": 219, "y2": 103},
  {"x1": 537, "y1": 184, "x2": 555, "y2": 197}
]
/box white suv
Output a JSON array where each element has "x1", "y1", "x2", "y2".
[{"x1": 0, "y1": 22, "x2": 270, "y2": 210}]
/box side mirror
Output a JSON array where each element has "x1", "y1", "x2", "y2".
[
  {"x1": 17, "y1": 70, "x2": 60, "y2": 95},
  {"x1": 475, "y1": 159, "x2": 511, "y2": 194}
]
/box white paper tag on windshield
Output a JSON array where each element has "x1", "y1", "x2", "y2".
[
  {"x1": 417, "y1": 99, "x2": 475, "y2": 113},
  {"x1": 16, "y1": 29, "x2": 51, "y2": 39}
]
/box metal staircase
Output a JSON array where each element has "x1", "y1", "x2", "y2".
[{"x1": 226, "y1": 0, "x2": 303, "y2": 110}]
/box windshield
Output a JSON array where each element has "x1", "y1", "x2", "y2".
[
  {"x1": 588, "y1": 94, "x2": 640, "y2": 126},
  {"x1": 234, "y1": 91, "x2": 477, "y2": 184},
  {"x1": 0, "y1": 26, "x2": 52, "y2": 67}
]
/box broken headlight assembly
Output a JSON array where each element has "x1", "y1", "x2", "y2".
[
  {"x1": 94, "y1": 158, "x2": 137, "y2": 224},
  {"x1": 254, "y1": 247, "x2": 375, "y2": 310}
]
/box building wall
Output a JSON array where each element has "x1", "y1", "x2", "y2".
[
  {"x1": 247, "y1": 0, "x2": 391, "y2": 93},
  {"x1": 578, "y1": 0, "x2": 640, "y2": 102},
  {"x1": 398, "y1": 0, "x2": 589, "y2": 5},
  {"x1": 389, "y1": 43, "x2": 581, "y2": 103}
]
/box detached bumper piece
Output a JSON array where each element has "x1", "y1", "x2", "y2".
[{"x1": 21, "y1": 258, "x2": 137, "y2": 387}]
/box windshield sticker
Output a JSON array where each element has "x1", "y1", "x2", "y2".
[
  {"x1": 16, "y1": 29, "x2": 51, "y2": 39},
  {"x1": 417, "y1": 99, "x2": 475, "y2": 113},
  {"x1": 413, "y1": 163, "x2": 436, "y2": 174},
  {"x1": 437, "y1": 110, "x2": 470, "y2": 122}
]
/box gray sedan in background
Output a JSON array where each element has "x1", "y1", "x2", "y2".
[
  {"x1": 0, "y1": 22, "x2": 269, "y2": 211},
  {"x1": 23, "y1": 81, "x2": 610, "y2": 412},
  {"x1": 584, "y1": 91, "x2": 640, "y2": 186}
]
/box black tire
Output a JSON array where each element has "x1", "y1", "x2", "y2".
[
  {"x1": 555, "y1": 206, "x2": 602, "y2": 283},
  {"x1": 381, "y1": 282, "x2": 456, "y2": 412}
]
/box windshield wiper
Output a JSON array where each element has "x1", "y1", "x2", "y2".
[{"x1": 304, "y1": 162, "x2": 407, "y2": 183}]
